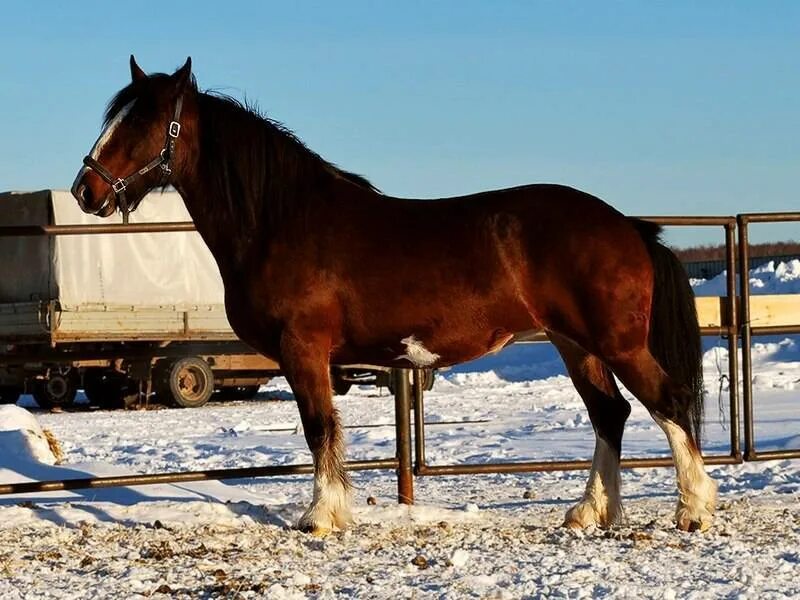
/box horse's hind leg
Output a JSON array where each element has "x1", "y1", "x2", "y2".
[
  {"x1": 607, "y1": 349, "x2": 717, "y2": 532},
  {"x1": 549, "y1": 333, "x2": 631, "y2": 529},
  {"x1": 280, "y1": 329, "x2": 352, "y2": 535}
]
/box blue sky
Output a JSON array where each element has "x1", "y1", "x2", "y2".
[{"x1": 1, "y1": 1, "x2": 797, "y2": 245}]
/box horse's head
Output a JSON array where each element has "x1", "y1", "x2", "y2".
[{"x1": 71, "y1": 56, "x2": 194, "y2": 221}]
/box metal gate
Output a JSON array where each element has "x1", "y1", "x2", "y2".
[{"x1": 0, "y1": 211, "x2": 798, "y2": 505}]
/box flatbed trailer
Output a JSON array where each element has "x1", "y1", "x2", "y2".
[{"x1": 0, "y1": 190, "x2": 388, "y2": 409}]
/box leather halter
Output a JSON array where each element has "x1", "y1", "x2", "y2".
[{"x1": 81, "y1": 94, "x2": 184, "y2": 223}]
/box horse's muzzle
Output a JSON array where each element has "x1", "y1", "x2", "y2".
[{"x1": 71, "y1": 168, "x2": 115, "y2": 217}]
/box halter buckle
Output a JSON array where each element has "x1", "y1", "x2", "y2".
[
  {"x1": 160, "y1": 149, "x2": 172, "y2": 174},
  {"x1": 112, "y1": 179, "x2": 127, "y2": 194},
  {"x1": 168, "y1": 121, "x2": 181, "y2": 138}
]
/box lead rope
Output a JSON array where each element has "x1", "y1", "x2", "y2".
[{"x1": 714, "y1": 329, "x2": 728, "y2": 431}]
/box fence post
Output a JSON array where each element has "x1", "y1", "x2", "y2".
[
  {"x1": 724, "y1": 221, "x2": 742, "y2": 461},
  {"x1": 393, "y1": 368, "x2": 414, "y2": 504},
  {"x1": 412, "y1": 369, "x2": 427, "y2": 474},
  {"x1": 737, "y1": 216, "x2": 756, "y2": 461}
]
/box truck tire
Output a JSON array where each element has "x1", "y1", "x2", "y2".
[
  {"x1": 217, "y1": 385, "x2": 261, "y2": 401},
  {"x1": 0, "y1": 386, "x2": 22, "y2": 405},
  {"x1": 387, "y1": 369, "x2": 436, "y2": 394},
  {"x1": 332, "y1": 375, "x2": 352, "y2": 396},
  {"x1": 32, "y1": 372, "x2": 78, "y2": 410},
  {"x1": 83, "y1": 369, "x2": 139, "y2": 410},
  {"x1": 157, "y1": 357, "x2": 214, "y2": 408}
]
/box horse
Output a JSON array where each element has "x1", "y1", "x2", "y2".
[{"x1": 71, "y1": 56, "x2": 717, "y2": 535}]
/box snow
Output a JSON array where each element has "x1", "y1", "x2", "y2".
[
  {"x1": 0, "y1": 405, "x2": 59, "y2": 465},
  {"x1": 691, "y1": 258, "x2": 800, "y2": 297},
  {"x1": 0, "y1": 262, "x2": 798, "y2": 598}
]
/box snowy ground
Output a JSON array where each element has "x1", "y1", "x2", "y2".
[{"x1": 0, "y1": 261, "x2": 798, "y2": 599}]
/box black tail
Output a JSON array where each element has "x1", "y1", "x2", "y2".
[{"x1": 632, "y1": 219, "x2": 704, "y2": 445}]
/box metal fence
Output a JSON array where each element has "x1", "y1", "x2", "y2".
[
  {"x1": 411, "y1": 216, "x2": 743, "y2": 480},
  {"x1": 737, "y1": 212, "x2": 800, "y2": 461},
  {"x1": 0, "y1": 212, "x2": 798, "y2": 505}
]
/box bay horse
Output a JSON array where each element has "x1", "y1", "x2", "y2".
[{"x1": 71, "y1": 57, "x2": 717, "y2": 534}]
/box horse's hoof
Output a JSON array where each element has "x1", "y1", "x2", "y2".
[
  {"x1": 297, "y1": 521, "x2": 333, "y2": 537},
  {"x1": 676, "y1": 516, "x2": 712, "y2": 533},
  {"x1": 563, "y1": 518, "x2": 587, "y2": 530},
  {"x1": 310, "y1": 526, "x2": 332, "y2": 538},
  {"x1": 563, "y1": 500, "x2": 619, "y2": 530}
]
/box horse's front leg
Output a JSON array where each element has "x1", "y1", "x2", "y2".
[{"x1": 280, "y1": 329, "x2": 351, "y2": 536}]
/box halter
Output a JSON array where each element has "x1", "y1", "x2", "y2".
[{"x1": 81, "y1": 94, "x2": 184, "y2": 223}]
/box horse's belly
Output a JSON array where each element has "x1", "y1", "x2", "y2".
[{"x1": 334, "y1": 298, "x2": 537, "y2": 369}]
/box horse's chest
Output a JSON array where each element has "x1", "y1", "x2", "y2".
[{"x1": 222, "y1": 286, "x2": 282, "y2": 357}]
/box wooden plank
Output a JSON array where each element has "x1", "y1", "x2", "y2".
[
  {"x1": 0, "y1": 302, "x2": 49, "y2": 339},
  {"x1": 0, "y1": 295, "x2": 797, "y2": 345},
  {"x1": 749, "y1": 295, "x2": 800, "y2": 328},
  {"x1": 696, "y1": 297, "x2": 727, "y2": 328}
]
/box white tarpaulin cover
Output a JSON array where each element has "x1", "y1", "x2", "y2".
[{"x1": 0, "y1": 190, "x2": 225, "y2": 310}]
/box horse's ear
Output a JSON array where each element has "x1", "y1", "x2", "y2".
[
  {"x1": 173, "y1": 57, "x2": 192, "y2": 90},
  {"x1": 130, "y1": 55, "x2": 146, "y2": 82}
]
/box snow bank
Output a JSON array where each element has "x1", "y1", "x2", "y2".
[
  {"x1": 0, "y1": 405, "x2": 59, "y2": 465},
  {"x1": 692, "y1": 259, "x2": 800, "y2": 296},
  {"x1": 0, "y1": 406, "x2": 289, "y2": 526}
]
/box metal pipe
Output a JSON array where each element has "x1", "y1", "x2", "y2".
[
  {"x1": 747, "y1": 449, "x2": 800, "y2": 461},
  {"x1": 415, "y1": 454, "x2": 741, "y2": 476},
  {"x1": 259, "y1": 418, "x2": 490, "y2": 434},
  {"x1": 636, "y1": 216, "x2": 737, "y2": 226},
  {"x1": 393, "y1": 369, "x2": 414, "y2": 504},
  {"x1": 0, "y1": 458, "x2": 398, "y2": 496},
  {"x1": 0, "y1": 222, "x2": 196, "y2": 237},
  {"x1": 0, "y1": 217, "x2": 741, "y2": 239},
  {"x1": 737, "y1": 216, "x2": 756, "y2": 460},
  {"x1": 750, "y1": 325, "x2": 800, "y2": 336},
  {"x1": 724, "y1": 223, "x2": 741, "y2": 461},
  {"x1": 412, "y1": 369, "x2": 427, "y2": 474},
  {"x1": 700, "y1": 326, "x2": 733, "y2": 336},
  {"x1": 736, "y1": 212, "x2": 800, "y2": 223}
]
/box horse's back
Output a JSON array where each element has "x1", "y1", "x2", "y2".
[{"x1": 318, "y1": 183, "x2": 653, "y2": 367}]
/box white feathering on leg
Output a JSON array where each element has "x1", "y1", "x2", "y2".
[
  {"x1": 297, "y1": 410, "x2": 352, "y2": 534},
  {"x1": 564, "y1": 436, "x2": 623, "y2": 528},
  {"x1": 656, "y1": 417, "x2": 717, "y2": 531}
]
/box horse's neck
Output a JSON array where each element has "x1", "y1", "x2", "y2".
[{"x1": 174, "y1": 180, "x2": 260, "y2": 277}]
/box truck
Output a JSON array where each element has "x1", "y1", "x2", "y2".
[{"x1": 0, "y1": 190, "x2": 402, "y2": 409}]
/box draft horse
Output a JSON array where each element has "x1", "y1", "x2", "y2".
[{"x1": 72, "y1": 57, "x2": 717, "y2": 534}]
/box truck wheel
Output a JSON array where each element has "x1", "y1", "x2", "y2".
[
  {"x1": 387, "y1": 369, "x2": 436, "y2": 394},
  {"x1": 0, "y1": 386, "x2": 22, "y2": 405},
  {"x1": 32, "y1": 372, "x2": 78, "y2": 410},
  {"x1": 421, "y1": 369, "x2": 436, "y2": 391},
  {"x1": 218, "y1": 385, "x2": 261, "y2": 400},
  {"x1": 83, "y1": 370, "x2": 139, "y2": 410},
  {"x1": 158, "y1": 357, "x2": 214, "y2": 408},
  {"x1": 332, "y1": 376, "x2": 352, "y2": 396}
]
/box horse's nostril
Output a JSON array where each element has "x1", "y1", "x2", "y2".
[{"x1": 78, "y1": 184, "x2": 93, "y2": 205}]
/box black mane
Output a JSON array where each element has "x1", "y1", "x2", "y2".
[
  {"x1": 105, "y1": 77, "x2": 378, "y2": 231},
  {"x1": 196, "y1": 91, "x2": 378, "y2": 230}
]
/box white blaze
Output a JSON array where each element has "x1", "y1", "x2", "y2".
[{"x1": 89, "y1": 99, "x2": 136, "y2": 160}]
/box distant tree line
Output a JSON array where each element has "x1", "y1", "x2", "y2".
[{"x1": 673, "y1": 241, "x2": 800, "y2": 262}]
